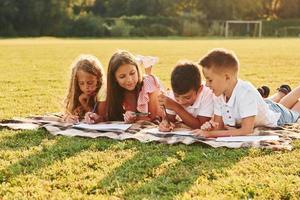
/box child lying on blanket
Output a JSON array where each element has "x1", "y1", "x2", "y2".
[
  {"x1": 158, "y1": 61, "x2": 214, "y2": 131},
  {"x1": 85, "y1": 50, "x2": 163, "y2": 124},
  {"x1": 63, "y1": 54, "x2": 106, "y2": 123},
  {"x1": 193, "y1": 48, "x2": 300, "y2": 138}
]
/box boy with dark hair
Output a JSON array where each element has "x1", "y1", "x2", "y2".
[
  {"x1": 158, "y1": 61, "x2": 214, "y2": 131},
  {"x1": 194, "y1": 48, "x2": 300, "y2": 138}
]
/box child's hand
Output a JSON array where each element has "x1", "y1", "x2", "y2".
[
  {"x1": 84, "y1": 112, "x2": 101, "y2": 124},
  {"x1": 158, "y1": 93, "x2": 176, "y2": 110},
  {"x1": 192, "y1": 129, "x2": 209, "y2": 138},
  {"x1": 79, "y1": 93, "x2": 90, "y2": 106},
  {"x1": 158, "y1": 119, "x2": 175, "y2": 132},
  {"x1": 123, "y1": 111, "x2": 137, "y2": 123},
  {"x1": 63, "y1": 114, "x2": 79, "y2": 124},
  {"x1": 200, "y1": 120, "x2": 219, "y2": 131}
]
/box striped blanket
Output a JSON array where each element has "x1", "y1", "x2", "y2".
[{"x1": 1, "y1": 115, "x2": 300, "y2": 150}]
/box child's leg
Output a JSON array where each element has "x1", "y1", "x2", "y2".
[
  {"x1": 142, "y1": 56, "x2": 158, "y2": 75},
  {"x1": 278, "y1": 86, "x2": 300, "y2": 110},
  {"x1": 268, "y1": 91, "x2": 286, "y2": 103},
  {"x1": 269, "y1": 84, "x2": 292, "y2": 103},
  {"x1": 144, "y1": 66, "x2": 152, "y2": 75},
  {"x1": 291, "y1": 101, "x2": 300, "y2": 113}
]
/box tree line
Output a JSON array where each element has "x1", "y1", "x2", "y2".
[{"x1": 1, "y1": 0, "x2": 300, "y2": 37}]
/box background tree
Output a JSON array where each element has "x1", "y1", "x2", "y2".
[{"x1": 1, "y1": 0, "x2": 300, "y2": 37}]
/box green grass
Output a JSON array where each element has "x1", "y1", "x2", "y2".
[{"x1": 0, "y1": 38, "x2": 300, "y2": 199}]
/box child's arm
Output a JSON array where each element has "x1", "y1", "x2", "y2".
[
  {"x1": 123, "y1": 90, "x2": 163, "y2": 123},
  {"x1": 194, "y1": 115, "x2": 255, "y2": 138},
  {"x1": 94, "y1": 101, "x2": 106, "y2": 122},
  {"x1": 172, "y1": 105, "x2": 211, "y2": 129},
  {"x1": 136, "y1": 90, "x2": 161, "y2": 121},
  {"x1": 84, "y1": 101, "x2": 107, "y2": 124},
  {"x1": 97, "y1": 101, "x2": 107, "y2": 120},
  {"x1": 158, "y1": 93, "x2": 208, "y2": 129},
  {"x1": 79, "y1": 93, "x2": 92, "y2": 112}
]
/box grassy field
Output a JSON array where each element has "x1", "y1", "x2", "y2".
[{"x1": 0, "y1": 38, "x2": 300, "y2": 199}]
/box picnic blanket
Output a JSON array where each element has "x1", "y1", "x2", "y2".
[{"x1": 1, "y1": 115, "x2": 300, "y2": 150}]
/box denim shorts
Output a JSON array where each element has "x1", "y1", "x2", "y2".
[{"x1": 265, "y1": 99, "x2": 300, "y2": 126}]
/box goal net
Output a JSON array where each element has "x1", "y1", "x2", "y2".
[
  {"x1": 225, "y1": 20, "x2": 262, "y2": 37},
  {"x1": 282, "y1": 26, "x2": 300, "y2": 37}
]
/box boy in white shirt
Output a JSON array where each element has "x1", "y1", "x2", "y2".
[
  {"x1": 158, "y1": 61, "x2": 214, "y2": 130},
  {"x1": 193, "y1": 48, "x2": 300, "y2": 138}
]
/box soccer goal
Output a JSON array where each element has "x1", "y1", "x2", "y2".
[
  {"x1": 283, "y1": 26, "x2": 300, "y2": 37},
  {"x1": 225, "y1": 20, "x2": 262, "y2": 37}
]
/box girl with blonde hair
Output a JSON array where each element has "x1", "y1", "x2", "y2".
[{"x1": 63, "y1": 54, "x2": 106, "y2": 123}]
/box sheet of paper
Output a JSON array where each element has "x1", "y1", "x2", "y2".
[
  {"x1": 73, "y1": 123, "x2": 132, "y2": 131},
  {"x1": 144, "y1": 128, "x2": 193, "y2": 136},
  {"x1": 216, "y1": 135, "x2": 279, "y2": 142}
]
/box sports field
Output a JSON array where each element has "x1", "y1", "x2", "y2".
[{"x1": 0, "y1": 38, "x2": 299, "y2": 199}]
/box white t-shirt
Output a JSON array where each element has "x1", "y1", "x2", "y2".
[
  {"x1": 166, "y1": 85, "x2": 214, "y2": 118},
  {"x1": 213, "y1": 79, "x2": 280, "y2": 127}
]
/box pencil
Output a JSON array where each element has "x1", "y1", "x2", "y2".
[{"x1": 92, "y1": 102, "x2": 98, "y2": 113}]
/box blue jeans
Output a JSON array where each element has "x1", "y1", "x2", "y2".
[{"x1": 265, "y1": 99, "x2": 300, "y2": 126}]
